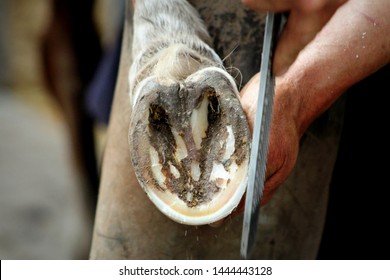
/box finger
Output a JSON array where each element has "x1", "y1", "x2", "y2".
[
  {"x1": 241, "y1": 0, "x2": 332, "y2": 14},
  {"x1": 273, "y1": 10, "x2": 326, "y2": 74},
  {"x1": 295, "y1": 0, "x2": 330, "y2": 12},
  {"x1": 260, "y1": 158, "x2": 285, "y2": 205},
  {"x1": 239, "y1": 73, "x2": 260, "y2": 133},
  {"x1": 273, "y1": 2, "x2": 344, "y2": 75},
  {"x1": 261, "y1": 167, "x2": 285, "y2": 205},
  {"x1": 239, "y1": 72, "x2": 260, "y2": 98},
  {"x1": 260, "y1": 167, "x2": 286, "y2": 206},
  {"x1": 241, "y1": 0, "x2": 292, "y2": 12}
]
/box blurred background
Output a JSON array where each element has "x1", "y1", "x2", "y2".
[
  {"x1": 0, "y1": 0, "x2": 124, "y2": 259},
  {"x1": 0, "y1": 0, "x2": 388, "y2": 261}
]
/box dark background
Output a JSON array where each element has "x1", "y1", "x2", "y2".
[{"x1": 318, "y1": 64, "x2": 390, "y2": 259}]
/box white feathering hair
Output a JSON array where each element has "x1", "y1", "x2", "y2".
[{"x1": 128, "y1": 0, "x2": 224, "y2": 107}]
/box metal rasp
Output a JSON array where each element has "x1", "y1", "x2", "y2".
[{"x1": 240, "y1": 12, "x2": 284, "y2": 259}]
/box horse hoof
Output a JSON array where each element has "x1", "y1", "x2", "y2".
[{"x1": 129, "y1": 67, "x2": 251, "y2": 225}]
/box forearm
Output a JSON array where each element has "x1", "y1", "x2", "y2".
[{"x1": 280, "y1": 0, "x2": 390, "y2": 135}]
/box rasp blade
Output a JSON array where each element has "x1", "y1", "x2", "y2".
[{"x1": 240, "y1": 12, "x2": 280, "y2": 259}]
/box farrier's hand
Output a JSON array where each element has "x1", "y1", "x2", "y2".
[
  {"x1": 241, "y1": 0, "x2": 348, "y2": 74},
  {"x1": 239, "y1": 73, "x2": 300, "y2": 204}
]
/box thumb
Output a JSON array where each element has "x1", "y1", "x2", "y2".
[
  {"x1": 273, "y1": 10, "x2": 326, "y2": 75},
  {"x1": 273, "y1": 2, "x2": 342, "y2": 75}
]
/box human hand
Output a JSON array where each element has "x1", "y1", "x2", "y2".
[
  {"x1": 242, "y1": 0, "x2": 348, "y2": 74},
  {"x1": 239, "y1": 73, "x2": 300, "y2": 205},
  {"x1": 233, "y1": 0, "x2": 390, "y2": 210}
]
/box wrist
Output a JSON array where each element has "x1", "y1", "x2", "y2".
[{"x1": 275, "y1": 54, "x2": 346, "y2": 138}]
